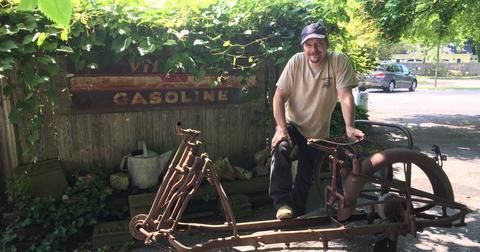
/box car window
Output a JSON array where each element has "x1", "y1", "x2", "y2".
[
  {"x1": 386, "y1": 64, "x2": 395, "y2": 72},
  {"x1": 393, "y1": 65, "x2": 402, "y2": 72},
  {"x1": 401, "y1": 65, "x2": 410, "y2": 74}
]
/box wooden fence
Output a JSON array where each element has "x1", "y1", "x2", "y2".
[
  {"x1": 402, "y1": 62, "x2": 480, "y2": 76},
  {"x1": 0, "y1": 58, "x2": 279, "y2": 177}
]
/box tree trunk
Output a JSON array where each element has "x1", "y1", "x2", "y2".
[{"x1": 434, "y1": 42, "x2": 440, "y2": 88}]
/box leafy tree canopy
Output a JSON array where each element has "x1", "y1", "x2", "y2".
[{"x1": 361, "y1": 0, "x2": 480, "y2": 48}]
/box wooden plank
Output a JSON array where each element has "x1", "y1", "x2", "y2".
[
  {"x1": 110, "y1": 113, "x2": 126, "y2": 170},
  {"x1": 90, "y1": 113, "x2": 104, "y2": 168},
  {"x1": 55, "y1": 114, "x2": 72, "y2": 171},
  {"x1": 101, "y1": 113, "x2": 115, "y2": 171},
  {"x1": 143, "y1": 111, "x2": 156, "y2": 152},
  {"x1": 0, "y1": 79, "x2": 19, "y2": 176},
  {"x1": 80, "y1": 114, "x2": 93, "y2": 169},
  {"x1": 152, "y1": 110, "x2": 163, "y2": 151}
]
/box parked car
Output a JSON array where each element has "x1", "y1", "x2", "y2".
[{"x1": 358, "y1": 63, "x2": 417, "y2": 92}]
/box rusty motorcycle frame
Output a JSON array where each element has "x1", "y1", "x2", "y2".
[{"x1": 129, "y1": 120, "x2": 470, "y2": 251}]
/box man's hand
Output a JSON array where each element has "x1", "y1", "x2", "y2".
[
  {"x1": 271, "y1": 127, "x2": 291, "y2": 151},
  {"x1": 346, "y1": 126, "x2": 365, "y2": 140}
]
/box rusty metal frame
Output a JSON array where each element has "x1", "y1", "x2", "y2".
[{"x1": 129, "y1": 121, "x2": 470, "y2": 251}]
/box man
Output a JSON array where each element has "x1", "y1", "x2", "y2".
[{"x1": 269, "y1": 22, "x2": 365, "y2": 219}]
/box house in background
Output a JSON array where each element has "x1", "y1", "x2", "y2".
[
  {"x1": 391, "y1": 53, "x2": 478, "y2": 63},
  {"x1": 391, "y1": 43, "x2": 478, "y2": 63}
]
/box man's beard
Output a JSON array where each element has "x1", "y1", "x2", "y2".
[{"x1": 308, "y1": 53, "x2": 324, "y2": 64}]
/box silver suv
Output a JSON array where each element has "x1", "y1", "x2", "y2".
[{"x1": 359, "y1": 63, "x2": 417, "y2": 92}]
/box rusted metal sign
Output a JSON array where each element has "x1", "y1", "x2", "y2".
[{"x1": 69, "y1": 74, "x2": 253, "y2": 110}]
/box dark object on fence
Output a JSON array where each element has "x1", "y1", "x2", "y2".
[{"x1": 128, "y1": 121, "x2": 470, "y2": 251}]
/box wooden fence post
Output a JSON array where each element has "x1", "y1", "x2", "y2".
[{"x1": 0, "y1": 78, "x2": 20, "y2": 183}]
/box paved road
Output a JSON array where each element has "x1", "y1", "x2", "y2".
[
  {"x1": 238, "y1": 88, "x2": 480, "y2": 251},
  {"x1": 366, "y1": 88, "x2": 480, "y2": 252}
]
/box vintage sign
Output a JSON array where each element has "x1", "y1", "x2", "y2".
[{"x1": 68, "y1": 74, "x2": 254, "y2": 110}]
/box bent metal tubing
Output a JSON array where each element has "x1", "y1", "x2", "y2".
[{"x1": 129, "y1": 122, "x2": 471, "y2": 251}]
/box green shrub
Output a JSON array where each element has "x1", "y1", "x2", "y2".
[{"x1": 1, "y1": 171, "x2": 111, "y2": 251}]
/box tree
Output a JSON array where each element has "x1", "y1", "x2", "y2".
[
  {"x1": 361, "y1": 0, "x2": 480, "y2": 83},
  {"x1": 408, "y1": 1, "x2": 462, "y2": 86},
  {"x1": 453, "y1": 0, "x2": 480, "y2": 56}
]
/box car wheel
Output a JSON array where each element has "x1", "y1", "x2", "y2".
[
  {"x1": 409, "y1": 80, "x2": 417, "y2": 92},
  {"x1": 385, "y1": 81, "x2": 395, "y2": 93}
]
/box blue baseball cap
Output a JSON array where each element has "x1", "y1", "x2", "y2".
[{"x1": 300, "y1": 22, "x2": 328, "y2": 45}]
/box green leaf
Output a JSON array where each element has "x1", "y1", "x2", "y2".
[
  {"x1": 47, "y1": 62, "x2": 59, "y2": 75},
  {"x1": 8, "y1": 110, "x2": 19, "y2": 124},
  {"x1": 37, "y1": 55, "x2": 56, "y2": 64},
  {"x1": 18, "y1": 44, "x2": 37, "y2": 54},
  {"x1": 16, "y1": 23, "x2": 28, "y2": 31},
  {"x1": 35, "y1": 32, "x2": 49, "y2": 46},
  {"x1": 223, "y1": 40, "x2": 232, "y2": 47},
  {"x1": 4, "y1": 25, "x2": 19, "y2": 35},
  {"x1": 60, "y1": 29, "x2": 69, "y2": 41},
  {"x1": 193, "y1": 39, "x2": 208, "y2": 46},
  {"x1": 0, "y1": 57, "x2": 15, "y2": 72},
  {"x1": 56, "y1": 45, "x2": 74, "y2": 53},
  {"x1": 36, "y1": 76, "x2": 50, "y2": 85},
  {"x1": 22, "y1": 34, "x2": 34, "y2": 45},
  {"x1": 31, "y1": 116, "x2": 42, "y2": 128},
  {"x1": 17, "y1": 0, "x2": 38, "y2": 11},
  {"x1": 37, "y1": 0, "x2": 72, "y2": 28},
  {"x1": 28, "y1": 129, "x2": 40, "y2": 144},
  {"x1": 112, "y1": 37, "x2": 132, "y2": 53},
  {"x1": 163, "y1": 39, "x2": 177, "y2": 46},
  {"x1": 137, "y1": 37, "x2": 156, "y2": 56},
  {"x1": 0, "y1": 40, "x2": 18, "y2": 52},
  {"x1": 42, "y1": 41, "x2": 58, "y2": 52}
]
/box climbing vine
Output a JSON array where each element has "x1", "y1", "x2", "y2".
[{"x1": 0, "y1": 0, "x2": 379, "y2": 159}]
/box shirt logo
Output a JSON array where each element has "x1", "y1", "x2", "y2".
[{"x1": 321, "y1": 77, "x2": 333, "y2": 88}]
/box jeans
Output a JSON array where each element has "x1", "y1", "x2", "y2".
[{"x1": 269, "y1": 123, "x2": 327, "y2": 216}]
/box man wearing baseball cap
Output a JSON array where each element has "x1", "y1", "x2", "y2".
[{"x1": 269, "y1": 22, "x2": 365, "y2": 219}]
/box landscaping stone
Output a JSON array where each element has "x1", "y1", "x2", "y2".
[{"x1": 92, "y1": 220, "x2": 132, "y2": 248}]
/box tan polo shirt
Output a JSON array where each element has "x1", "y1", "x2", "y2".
[{"x1": 276, "y1": 51, "x2": 357, "y2": 139}]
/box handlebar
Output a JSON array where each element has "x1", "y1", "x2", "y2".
[
  {"x1": 307, "y1": 137, "x2": 361, "y2": 147},
  {"x1": 175, "y1": 121, "x2": 201, "y2": 136},
  {"x1": 307, "y1": 136, "x2": 361, "y2": 157},
  {"x1": 355, "y1": 120, "x2": 413, "y2": 149}
]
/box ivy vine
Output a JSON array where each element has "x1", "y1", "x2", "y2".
[{"x1": 1, "y1": 0, "x2": 376, "y2": 160}]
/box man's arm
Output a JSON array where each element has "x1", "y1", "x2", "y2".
[
  {"x1": 337, "y1": 87, "x2": 365, "y2": 139},
  {"x1": 271, "y1": 87, "x2": 290, "y2": 149}
]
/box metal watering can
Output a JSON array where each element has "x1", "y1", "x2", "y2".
[{"x1": 120, "y1": 141, "x2": 171, "y2": 189}]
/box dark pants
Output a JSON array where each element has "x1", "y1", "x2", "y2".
[{"x1": 269, "y1": 123, "x2": 326, "y2": 216}]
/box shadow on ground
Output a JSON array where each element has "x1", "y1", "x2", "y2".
[
  {"x1": 367, "y1": 114, "x2": 480, "y2": 161},
  {"x1": 397, "y1": 210, "x2": 480, "y2": 252}
]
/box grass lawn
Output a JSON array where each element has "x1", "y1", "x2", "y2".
[{"x1": 417, "y1": 76, "x2": 480, "y2": 90}]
